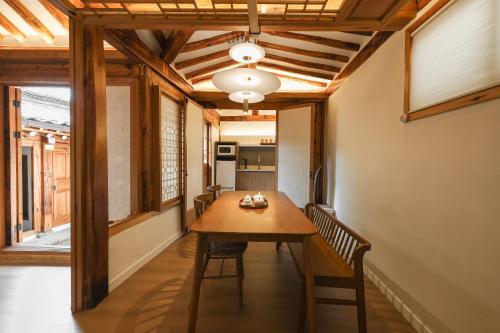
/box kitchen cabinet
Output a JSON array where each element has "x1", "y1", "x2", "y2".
[{"x1": 236, "y1": 170, "x2": 276, "y2": 191}]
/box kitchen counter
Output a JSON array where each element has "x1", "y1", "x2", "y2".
[
  {"x1": 236, "y1": 168, "x2": 276, "y2": 191},
  {"x1": 237, "y1": 165, "x2": 275, "y2": 172}
]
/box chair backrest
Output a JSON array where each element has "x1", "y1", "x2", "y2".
[
  {"x1": 206, "y1": 185, "x2": 222, "y2": 200},
  {"x1": 305, "y1": 203, "x2": 371, "y2": 270},
  {"x1": 194, "y1": 192, "x2": 214, "y2": 219}
]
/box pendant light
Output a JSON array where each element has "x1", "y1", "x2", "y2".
[
  {"x1": 211, "y1": 35, "x2": 281, "y2": 109},
  {"x1": 229, "y1": 42, "x2": 265, "y2": 64},
  {"x1": 212, "y1": 68, "x2": 281, "y2": 96}
]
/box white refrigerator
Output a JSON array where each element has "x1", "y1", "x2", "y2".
[{"x1": 216, "y1": 160, "x2": 236, "y2": 192}]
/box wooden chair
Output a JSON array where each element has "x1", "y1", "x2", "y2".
[
  {"x1": 194, "y1": 193, "x2": 248, "y2": 308},
  {"x1": 206, "y1": 184, "x2": 222, "y2": 201},
  {"x1": 288, "y1": 203, "x2": 371, "y2": 333}
]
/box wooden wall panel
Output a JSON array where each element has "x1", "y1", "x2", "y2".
[{"x1": 235, "y1": 172, "x2": 276, "y2": 191}]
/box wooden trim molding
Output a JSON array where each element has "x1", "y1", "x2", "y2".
[{"x1": 402, "y1": 0, "x2": 500, "y2": 122}]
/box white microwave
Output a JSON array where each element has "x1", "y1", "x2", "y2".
[{"x1": 217, "y1": 144, "x2": 236, "y2": 156}]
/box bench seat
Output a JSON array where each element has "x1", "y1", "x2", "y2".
[
  {"x1": 287, "y1": 203, "x2": 371, "y2": 333},
  {"x1": 288, "y1": 235, "x2": 354, "y2": 284}
]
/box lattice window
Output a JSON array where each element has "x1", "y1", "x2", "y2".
[{"x1": 160, "y1": 94, "x2": 181, "y2": 202}]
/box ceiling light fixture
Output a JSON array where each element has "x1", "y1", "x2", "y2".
[
  {"x1": 213, "y1": 68, "x2": 280, "y2": 96},
  {"x1": 229, "y1": 42, "x2": 265, "y2": 64}
]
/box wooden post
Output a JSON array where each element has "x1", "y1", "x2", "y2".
[{"x1": 69, "y1": 14, "x2": 109, "y2": 311}]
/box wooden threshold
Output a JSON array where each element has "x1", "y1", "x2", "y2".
[{"x1": 0, "y1": 248, "x2": 70, "y2": 265}]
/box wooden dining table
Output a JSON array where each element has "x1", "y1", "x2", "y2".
[{"x1": 188, "y1": 191, "x2": 318, "y2": 333}]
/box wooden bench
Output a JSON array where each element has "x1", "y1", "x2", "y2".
[{"x1": 288, "y1": 203, "x2": 371, "y2": 333}]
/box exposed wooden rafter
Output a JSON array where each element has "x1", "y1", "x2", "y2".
[
  {"x1": 265, "y1": 31, "x2": 360, "y2": 51},
  {"x1": 265, "y1": 53, "x2": 340, "y2": 73},
  {"x1": 161, "y1": 31, "x2": 194, "y2": 63},
  {"x1": 344, "y1": 31, "x2": 373, "y2": 37},
  {"x1": 257, "y1": 62, "x2": 333, "y2": 81},
  {"x1": 175, "y1": 49, "x2": 229, "y2": 70},
  {"x1": 181, "y1": 32, "x2": 244, "y2": 53},
  {"x1": 184, "y1": 59, "x2": 238, "y2": 80},
  {"x1": 4, "y1": 0, "x2": 55, "y2": 43},
  {"x1": 39, "y1": 0, "x2": 69, "y2": 31},
  {"x1": 258, "y1": 41, "x2": 349, "y2": 63},
  {"x1": 0, "y1": 12, "x2": 27, "y2": 42},
  {"x1": 326, "y1": 31, "x2": 395, "y2": 94},
  {"x1": 152, "y1": 30, "x2": 168, "y2": 50}
]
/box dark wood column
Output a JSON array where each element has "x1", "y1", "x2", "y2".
[{"x1": 69, "y1": 14, "x2": 109, "y2": 311}]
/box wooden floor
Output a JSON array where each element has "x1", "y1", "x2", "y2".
[{"x1": 0, "y1": 233, "x2": 416, "y2": 333}]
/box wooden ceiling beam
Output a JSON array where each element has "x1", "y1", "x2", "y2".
[
  {"x1": 0, "y1": 12, "x2": 27, "y2": 42},
  {"x1": 220, "y1": 115, "x2": 276, "y2": 121},
  {"x1": 335, "y1": 0, "x2": 362, "y2": 23},
  {"x1": 381, "y1": 0, "x2": 410, "y2": 25},
  {"x1": 265, "y1": 31, "x2": 360, "y2": 51},
  {"x1": 326, "y1": 31, "x2": 394, "y2": 94},
  {"x1": 39, "y1": 0, "x2": 69, "y2": 31},
  {"x1": 184, "y1": 59, "x2": 238, "y2": 80},
  {"x1": 103, "y1": 29, "x2": 193, "y2": 94},
  {"x1": 257, "y1": 61, "x2": 333, "y2": 81},
  {"x1": 152, "y1": 30, "x2": 169, "y2": 50},
  {"x1": 265, "y1": 53, "x2": 340, "y2": 73},
  {"x1": 161, "y1": 31, "x2": 194, "y2": 63},
  {"x1": 344, "y1": 31, "x2": 373, "y2": 37},
  {"x1": 0, "y1": 47, "x2": 129, "y2": 63},
  {"x1": 4, "y1": 0, "x2": 56, "y2": 44},
  {"x1": 81, "y1": 16, "x2": 401, "y2": 31},
  {"x1": 174, "y1": 49, "x2": 229, "y2": 70},
  {"x1": 258, "y1": 41, "x2": 349, "y2": 63},
  {"x1": 193, "y1": 91, "x2": 328, "y2": 109},
  {"x1": 247, "y1": 0, "x2": 260, "y2": 34},
  {"x1": 181, "y1": 32, "x2": 244, "y2": 53}
]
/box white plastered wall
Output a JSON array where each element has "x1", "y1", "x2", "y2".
[{"x1": 324, "y1": 8, "x2": 500, "y2": 332}]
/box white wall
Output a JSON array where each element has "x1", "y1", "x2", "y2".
[
  {"x1": 220, "y1": 121, "x2": 276, "y2": 145},
  {"x1": 325, "y1": 17, "x2": 500, "y2": 333},
  {"x1": 105, "y1": 5, "x2": 500, "y2": 320},
  {"x1": 109, "y1": 207, "x2": 182, "y2": 291},
  {"x1": 106, "y1": 87, "x2": 183, "y2": 291}
]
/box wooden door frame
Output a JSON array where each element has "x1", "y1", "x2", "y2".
[{"x1": 3, "y1": 87, "x2": 23, "y2": 245}]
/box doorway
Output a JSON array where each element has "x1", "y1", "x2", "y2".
[{"x1": 3, "y1": 86, "x2": 71, "y2": 250}]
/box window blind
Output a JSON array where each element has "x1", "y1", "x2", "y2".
[{"x1": 409, "y1": 0, "x2": 500, "y2": 112}]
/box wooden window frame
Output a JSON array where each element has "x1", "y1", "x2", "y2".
[
  {"x1": 403, "y1": 0, "x2": 500, "y2": 122},
  {"x1": 151, "y1": 85, "x2": 183, "y2": 212}
]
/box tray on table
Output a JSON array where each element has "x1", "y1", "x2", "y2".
[{"x1": 239, "y1": 198, "x2": 268, "y2": 209}]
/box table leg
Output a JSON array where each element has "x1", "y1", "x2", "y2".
[
  {"x1": 188, "y1": 233, "x2": 207, "y2": 333},
  {"x1": 303, "y1": 235, "x2": 316, "y2": 333}
]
